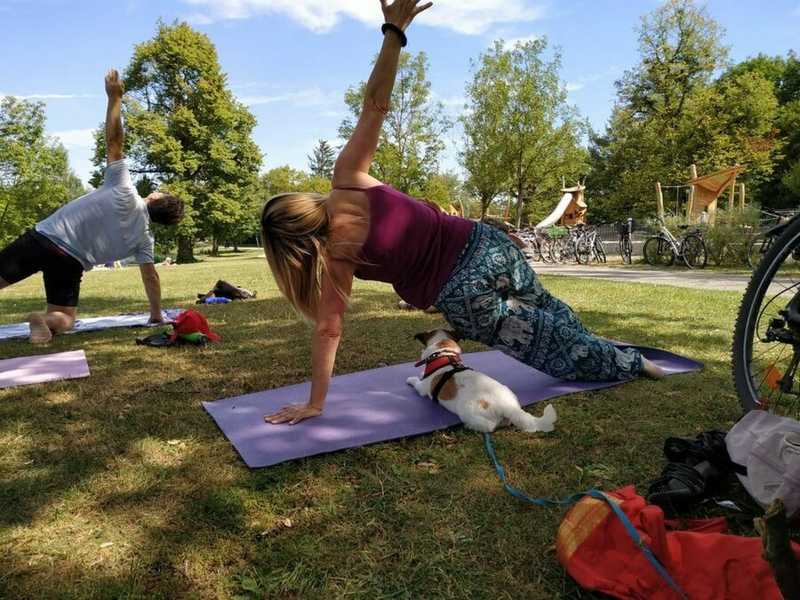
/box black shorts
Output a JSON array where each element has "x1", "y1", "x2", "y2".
[{"x1": 0, "y1": 230, "x2": 84, "y2": 307}]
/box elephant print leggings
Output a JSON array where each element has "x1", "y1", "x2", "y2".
[{"x1": 434, "y1": 223, "x2": 643, "y2": 382}]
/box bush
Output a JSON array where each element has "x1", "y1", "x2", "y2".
[{"x1": 702, "y1": 207, "x2": 761, "y2": 266}]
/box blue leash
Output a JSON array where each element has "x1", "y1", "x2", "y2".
[{"x1": 483, "y1": 433, "x2": 689, "y2": 600}]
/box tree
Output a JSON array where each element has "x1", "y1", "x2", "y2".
[
  {"x1": 586, "y1": 0, "x2": 783, "y2": 221},
  {"x1": 339, "y1": 52, "x2": 451, "y2": 196},
  {"x1": 421, "y1": 172, "x2": 465, "y2": 214},
  {"x1": 723, "y1": 52, "x2": 800, "y2": 209},
  {"x1": 463, "y1": 39, "x2": 587, "y2": 228},
  {"x1": 307, "y1": 139, "x2": 335, "y2": 180},
  {"x1": 91, "y1": 21, "x2": 262, "y2": 261},
  {"x1": 0, "y1": 97, "x2": 84, "y2": 246}
]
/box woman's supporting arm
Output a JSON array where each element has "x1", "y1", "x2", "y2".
[
  {"x1": 333, "y1": 0, "x2": 432, "y2": 185},
  {"x1": 265, "y1": 259, "x2": 355, "y2": 425}
]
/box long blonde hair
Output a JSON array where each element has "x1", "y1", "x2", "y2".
[{"x1": 260, "y1": 192, "x2": 359, "y2": 321}]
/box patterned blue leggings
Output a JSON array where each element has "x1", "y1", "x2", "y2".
[{"x1": 434, "y1": 223, "x2": 643, "y2": 382}]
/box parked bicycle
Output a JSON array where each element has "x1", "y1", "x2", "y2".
[
  {"x1": 618, "y1": 218, "x2": 634, "y2": 264},
  {"x1": 746, "y1": 211, "x2": 797, "y2": 269},
  {"x1": 733, "y1": 213, "x2": 800, "y2": 418},
  {"x1": 575, "y1": 225, "x2": 607, "y2": 265},
  {"x1": 643, "y1": 217, "x2": 708, "y2": 269}
]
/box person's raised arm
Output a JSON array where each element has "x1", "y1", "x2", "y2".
[
  {"x1": 265, "y1": 259, "x2": 355, "y2": 425},
  {"x1": 332, "y1": 0, "x2": 432, "y2": 186},
  {"x1": 104, "y1": 69, "x2": 124, "y2": 163}
]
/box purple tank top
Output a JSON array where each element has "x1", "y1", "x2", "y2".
[{"x1": 338, "y1": 185, "x2": 474, "y2": 309}]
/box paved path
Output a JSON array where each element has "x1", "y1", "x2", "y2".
[{"x1": 532, "y1": 262, "x2": 794, "y2": 293}]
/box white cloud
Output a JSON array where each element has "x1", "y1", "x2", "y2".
[
  {"x1": 237, "y1": 86, "x2": 340, "y2": 107},
  {"x1": 565, "y1": 82, "x2": 584, "y2": 93},
  {"x1": 182, "y1": 0, "x2": 545, "y2": 35},
  {"x1": 51, "y1": 128, "x2": 96, "y2": 148},
  {"x1": 1, "y1": 92, "x2": 96, "y2": 100},
  {"x1": 501, "y1": 34, "x2": 539, "y2": 51}
]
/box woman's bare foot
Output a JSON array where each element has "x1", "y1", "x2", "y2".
[
  {"x1": 641, "y1": 357, "x2": 666, "y2": 380},
  {"x1": 28, "y1": 313, "x2": 53, "y2": 344}
]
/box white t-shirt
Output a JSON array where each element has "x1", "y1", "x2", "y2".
[{"x1": 36, "y1": 160, "x2": 154, "y2": 270}]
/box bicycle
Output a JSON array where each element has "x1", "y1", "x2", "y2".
[
  {"x1": 643, "y1": 217, "x2": 708, "y2": 269},
  {"x1": 618, "y1": 218, "x2": 634, "y2": 265},
  {"x1": 575, "y1": 226, "x2": 607, "y2": 265},
  {"x1": 746, "y1": 211, "x2": 797, "y2": 269},
  {"x1": 732, "y1": 212, "x2": 800, "y2": 418}
]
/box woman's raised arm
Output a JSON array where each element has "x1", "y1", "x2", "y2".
[{"x1": 333, "y1": 0, "x2": 432, "y2": 186}]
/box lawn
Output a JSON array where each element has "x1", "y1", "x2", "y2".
[{"x1": 0, "y1": 249, "x2": 749, "y2": 599}]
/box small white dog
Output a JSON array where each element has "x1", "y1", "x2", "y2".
[{"x1": 407, "y1": 328, "x2": 557, "y2": 434}]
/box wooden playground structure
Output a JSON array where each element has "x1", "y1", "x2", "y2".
[{"x1": 656, "y1": 164, "x2": 746, "y2": 225}]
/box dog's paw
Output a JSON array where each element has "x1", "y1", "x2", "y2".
[{"x1": 406, "y1": 376, "x2": 420, "y2": 387}]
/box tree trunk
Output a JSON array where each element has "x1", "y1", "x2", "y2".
[
  {"x1": 233, "y1": 242, "x2": 240, "y2": 252},
  {"x1": 516, "y1": 182, "x2": 524, "y2": 229},
  {"x1": 176, "y1": 235, "x2": 195, "y2": 263},
  {"x1": 211, "y1": 237, "x2": 219, "y2": 257}
]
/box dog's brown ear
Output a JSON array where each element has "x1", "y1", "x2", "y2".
[{"x1": 444, "y1": 329, "x2": 461, "y2": 342}]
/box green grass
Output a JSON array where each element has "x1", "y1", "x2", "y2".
[{"x1": 0, "y1": 249, "x2": 751, "y2": 599}]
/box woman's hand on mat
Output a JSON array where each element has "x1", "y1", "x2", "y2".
[
  {"x1": 381, "y1": 0, "x2": 433, "y2": 31},
  {"x1": 265, "y1": 403, "x2": 322, "y2": 425},
  {"x1": 105, "y1": 69, "x2": 124, "y2": 98}
]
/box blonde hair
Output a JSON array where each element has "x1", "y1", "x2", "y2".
[{"x1": 261, "y1": 192, "x2": 360, "y2": 321}]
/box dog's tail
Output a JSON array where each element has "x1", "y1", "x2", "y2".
[{"x1": 505, "y1": 403, "x2": 557, "y2": 433}]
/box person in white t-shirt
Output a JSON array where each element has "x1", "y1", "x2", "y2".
[{"x1": 0, "y1": 70, "x2": 185, "y2": 343}]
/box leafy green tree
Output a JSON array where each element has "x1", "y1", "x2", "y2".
[
  {"x1": 463, "y1": 39, "x2": 587, "y2": 227},
  {"x1": 91, "y1": 21, "x2": 262, "y2": 261},
  {"x1": 339, "y1": 52, "x2": 450, "y2": 195},
  {"x1": 723, "y1": 52, "x2": 800, "y2": 209},
  {"x1": 421, "y1": 172, "x2": 465, "y2": 214},
  {"x1": 587, "y1": 0, "x2": 783, "y2": 221},
  {"x1": 307, "y1": 139, "x2": 335, "y2": 180},
  {"x1": 0, "y1": 97, "x2": 84, "y2": 246}
]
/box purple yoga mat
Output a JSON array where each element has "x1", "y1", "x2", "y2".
[
  {"x1": 0, "y1": 350, "x2": 90, "y2": 390},
  {"x1": 203, "y1": 347, "x2": 702, "y2": 468}
]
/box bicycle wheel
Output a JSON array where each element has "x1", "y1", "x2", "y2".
[
  {"x1": 575, "y1": 237, "x2": 591, "y2": 264},
  {"x1": 732, "y1": 215, "x2": 800, "y2": 417},
  {"x1": 680, "y1": 234, "x2": 707, "y2": 269},
  {"x1": 549, "y1": 239, "x2": 563, "y2": 263},
  {"x1": 530, "y1": 240, "x2": 543, "y2": 262},
  {"x1": 541, "y1": 240, "x2": 554, "y2": 263},
  {"x1": 643, "y1": 236, "x2": 674, "y2": 267},
  {"x1": 620, "y1": 237, "x2": 633, "y2": 264},
  {"x1": 594, "y1": 238, "x2": 607, "y2": 263},
  {"x1": 746, "y1": 235, "x2": 771, "y2": 270}
]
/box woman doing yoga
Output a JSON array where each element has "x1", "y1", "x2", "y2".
[{"x1": 261, "y1": 0, "x2": 664, "y2": 425}]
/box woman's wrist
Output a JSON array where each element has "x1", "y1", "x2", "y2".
[{"x1": 382, "y1": 23, "x2": 408, "y2": 47}]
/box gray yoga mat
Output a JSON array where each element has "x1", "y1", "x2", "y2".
[
  {"x1": 0, "y1": 350, "x2": 90, "y2": 389},
  {"x1": 0, "y1": 309, "x2": 183, "y2": 342},
  {"x1": 203, "y1": 346, "x2": 703, "y2": 468}
]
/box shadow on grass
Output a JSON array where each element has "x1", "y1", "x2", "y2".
[{"x1": 0, "y1": 285, "x2": 739, "y2": 598}]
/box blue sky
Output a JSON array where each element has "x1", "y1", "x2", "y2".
[{"x1": 1, "y1": 0, "x2": 798, "y2": 185}]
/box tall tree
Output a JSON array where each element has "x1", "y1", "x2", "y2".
[
  {"x1": 91, "y1": 21, "x2": 262, "y2": 261},
  {"x1": 586, "y1": 0, "x2": 782, "y2": 220},
  {"x1": 339, "y1": 51, "x2": 451, "y2": 196},
  {"x1": 307, "y1": 139, "x2": 335, "y2": 180},
  {"x1": 0, "y1": 97, "x2": 84, "y2": 246},
  {"x1": 463, "y1": 39, "x2": 587, "y2": 227}
]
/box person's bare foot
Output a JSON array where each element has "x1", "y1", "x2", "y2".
[
  {"x1": 641, "y1": 357, "x2": 666, "y2": 380},
  {"x1": 28, "y1": 313, "x2": 53, "y2": 344}
]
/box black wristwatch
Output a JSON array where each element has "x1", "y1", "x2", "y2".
[{"x1": 381, "y1": 23, "x2": 408, "y2": 47}]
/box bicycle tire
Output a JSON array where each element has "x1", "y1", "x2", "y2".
[
  {"x1": 732, "y1": 214, "x2": 800, "y2": 416},
  {"x1": 595, "y1": 238, "x2": 607, "y2": 263},
  {"x1": 643, "y1": 236, "x2": 674, "y2": 267},
  {"x1": 680, "y1": 234, "x2": 707, "y2": 269},
  {"x1": 620, "y1": 237, "x2": 633, "y2": 264}
]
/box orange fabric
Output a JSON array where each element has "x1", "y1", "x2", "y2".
[{"x1": 557, "y1": 486, "x2": 800, "y2": 599}]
